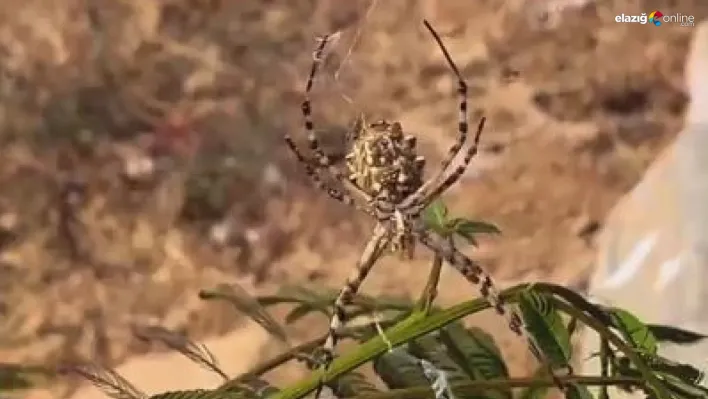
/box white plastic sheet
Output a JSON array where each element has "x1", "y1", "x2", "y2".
[{"x1": 580, "y1": 20, "x2": 708, "y2": 397}]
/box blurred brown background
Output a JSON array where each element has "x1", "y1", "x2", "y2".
[{"x1": 0, "y1": 0, "x2": 706, "y2": 397}]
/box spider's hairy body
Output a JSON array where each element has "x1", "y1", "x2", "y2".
[
  {"x1": 345, "y1": 118, "x2": 424, "y2": 203},
  {"x1": 344, "y1": 117, "x2": 424, "y2": 257}
]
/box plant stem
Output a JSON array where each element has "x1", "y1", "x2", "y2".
[
  {"x1": 223, "y1": 320, "x2": 405, "y2": 389},
  {"x1": 354, "y1": 375, "x2": 643, "y2": 399},
  {"x1": 218, "y1": 335, "x2": 326, "y2": 392},
  {"x1": 415, "y1": 252, "x2": 444, "y2": 315},
  {"x1": 600, "y1": 338, "x2": 611, "y2": 399}
]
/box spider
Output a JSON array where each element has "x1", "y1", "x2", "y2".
[{"x1": 284, "y1": 19, "x2": 564, "y2": 396}]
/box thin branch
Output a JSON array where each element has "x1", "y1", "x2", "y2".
[
  {"x1": 600, "y1": 338, "x2": 611, "y2": 399},
  {"x1": 223, "y1": 321, "x2": 400, "y2": 389},
  {"x1": 232, "y1": 335, "x2": 326, "y2": 383},
  {"x1": 415, "y1": 249, "x2": 444, "y2": 315}
]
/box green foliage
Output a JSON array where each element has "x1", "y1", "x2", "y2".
[
  {"x1": 518, "y1": 289, "x2": 572, "y2": 369},
  {"x1": 68, "y1": 284, "x2": 708, "y2": 399},
  {"x1": 146, "y1": 382, "x2": 281, "y2": 399},
  {"x1": 149, "y1": 389, "x2": 249, "y2": 399},
  {"x1": 0, "y1": 364, "x2": 53, "y2": 393},
  {"x1": 647, "y1": 325, "x2": 708, "y2": 345},
  {"x1": 199, "y1": 283, "x2": 291, "y2": 343},
  {"x1": 608, "y1": 308, "x2": 658, "y2": 355},
  {"x1": 372, "y1": 325, "x2": 511, "y2": 399},
  {"x1": 59, "y1": 363, "x2": 147, "y2": 399},
  {"x1": 373, "y1": 346, "x2": 432, "y2": 390},
  {"x1": 75, "y1": 281, "x2": 708, "y2": 399},
  {"x1": 439, "y1": 323, "x2": 508, "y2": 383},
  {"x1": 564, "y1": 384, "x2": 594, "y2": 399},
  {"x1": 67, "y1": 203, "x2": 708, "y2": 399},
  {"x1": 328, "y1": 371, "x2": 381, "y2": 397},
  {"x1": 422, "y1": 200, "x2": 501, "y2": 246}
]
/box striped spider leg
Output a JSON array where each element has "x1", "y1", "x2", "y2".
[
  {"x1": 284, "y1": 32, "x2": 412, "y2": 398},
  {"x1": 398, "y1": 21, "x2": 566, "y2": 390}
]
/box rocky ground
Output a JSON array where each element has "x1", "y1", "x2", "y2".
[{"x1": 1, "y1": 0, "x2": 706, "y2": 397}]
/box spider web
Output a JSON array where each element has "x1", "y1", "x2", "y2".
[{"x1": 297, "y1": 0, "x2": 379, "y2": 164}]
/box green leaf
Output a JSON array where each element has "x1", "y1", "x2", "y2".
[
  {"x1": 565, "y1": 384, "x2": 594, "y2": 399},
  {"x1": 409, "y1": 323, "x2": 512, "y2": 399},
  {"x1": 149, "y1": 389, "x2": 250, "y2": 399},
  {"x1": 284, "y1": 303, "x2": 320, "y2": 324},
  {"x1": 279, "y1": 285, "x2": 334, "y2": 304},
  {"x1": 199, "y1": 284, "x2": 290, "y2": 344},
  {"x1": 647, "y1": 324, "x2": 708, "y2": 345},
  {"x1": 614, "y1": 355, "x2": 708, "y2": 398},
  {"x1": 657, "y1": 370, "x2": 708, "y2": 398},
  {"x1": 263, "y1": 285, "x2": 411, "y2": 325},
  {"x1": 0, "y1": 368, "x2": 33, "y2": 391},
  {"x1": 364, "y1": 294, "x2": 416, "y2": 312},
  {"x1": 566, "y1": 317, "x2": 579, "y2": 338},
  {"x1": 646, "y1": 355, "x2": 704, "y2": 385},
  {"x1": 422, "y1": 200, "x2": 449, "y2": 233},
  {"x1": 59, "y1": 363, "x2": 146, "y2": 399},
  {"x1": 407, "y1": 333, "x2": 471, "y2": 386},
  {"x1": 0, "y1": 364, "x2": 52, "y2": 392},
  {"x1": 256, "y1": 285, "x2": 331, "y2": 308},
  {"x1": 518, "y1": 290, "x2": 571, "y2": 368},
  {"x1": 452, "y1": 219, "x2": 501, "y2": 246},
  {"x1": 373, "y1": 346, "x2": 430, "y2": 389},
  {"x1": 609, "y1": 308, "x2": 658, "y2": 355},
  {"x1": 438, "y1": 323, "x2": 509, "y2": 382},
  {"x1": 132, "y1": 325, "x2": 228, "y2": 381},
  {"x1": 219, "y1": 376, "x2": 280, "y2": 397},
  {"x1": 329, "y1": 371, "x2": 380, "y2": 397},
  {"x1": 533, "y1": 284, "x2": 613, "y2": 326}
]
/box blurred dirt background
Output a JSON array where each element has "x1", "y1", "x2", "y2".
[{"x1": 1, "y1": 0, "x2": 707, "y2": 397}]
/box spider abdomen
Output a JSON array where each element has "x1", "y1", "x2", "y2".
[{"x1": 345, "y1": 117, "x2": 425, "y2": 204}]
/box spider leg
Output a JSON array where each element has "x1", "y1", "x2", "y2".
[
  {"x1": 301, "y1": 34, "x2": 335, "y2": 167},
  {"x1": 400, "y1": 19, "x2": 471, "y2": 209},
  {"x1": 412, "y1": 222, "x2": 568, "y2": 392},
  {"x1": 285, "y1": 33, "x2": 375, "y2": 208},
  {"x1": 407, "y1": 117, "x2": 485, "y2": 216},
  {"x1": 314, "y1": 222, "x2": 390, "y2": 398},
  {"x1": 284, "y1": 137, "x2": 360, "y2": 206}
]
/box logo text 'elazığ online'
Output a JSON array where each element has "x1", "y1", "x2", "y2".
[{"x1": 616, "y1": 11, "x2": 695, "y2": 27}]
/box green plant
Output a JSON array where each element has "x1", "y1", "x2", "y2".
[
  {"x1": 64, "y1": 202, "x2": 708, "y2": 399},
  {"x1": 0, "y1": 363, "x2": 53, "y2": 395}
]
